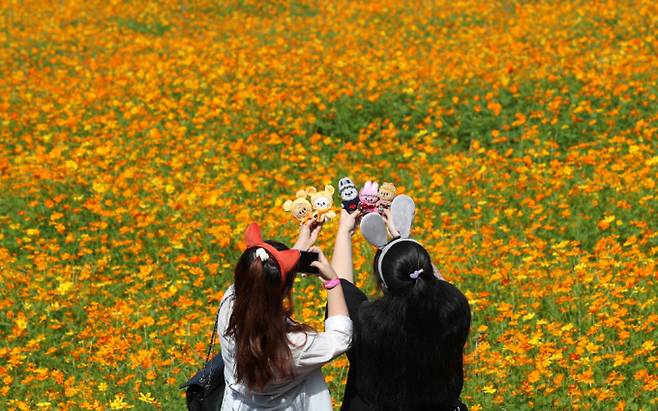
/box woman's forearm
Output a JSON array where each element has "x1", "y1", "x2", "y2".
[
  {"x1": 326, "y1": 283, "x2": 349, "y2": 317},
  {"x1": 331, "y1": 228, "x2": 354, "y2": 283}
]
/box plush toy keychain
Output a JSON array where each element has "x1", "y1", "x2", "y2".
[
  {"x1": 358, "y1": 181, "x2": 379, "y2": 214},
  {"x1": 338, "y1": 177, "x2": 360, "y2": 213},
  {"x1": 283, "y1": 190, "x2": 313, "y2": 225},
  {"x1": 306, "y1": 185, "x2": 337, "y2": 223},
  {"x1": 377, "y1": 182, "x2": 397, "y2": 215}
]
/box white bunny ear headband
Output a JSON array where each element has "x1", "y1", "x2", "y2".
[{"x1": 360, "y1": 195, "x2": 417, "y2": 289}]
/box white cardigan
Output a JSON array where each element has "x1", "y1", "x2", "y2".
[{"x1": 218, "y1": 286, "x2": 352, "y2": 411}]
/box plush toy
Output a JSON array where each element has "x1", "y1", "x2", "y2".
[
  {"x1": 283, "y1": 190, "x2": 313, "y2": 224},
  {"x1": 338, "y1": 177, "x2": 359, "y2": 214},
  {"x1": 307, "y1": 185, "x2": 337, "y2": 223},
  {"x1": 377, "y1": 182, "x2": 397, "y2": 214},
  {"x1": 358, "y1": 181, "x2": 379, "y2": 214}
]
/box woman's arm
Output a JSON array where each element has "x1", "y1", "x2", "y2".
[
  {"x1": 383, "y1": 209, "x2": 400, "y2": 238},
  {"x1": 290, "y1": 247, "x2": 352, "y2": 374},
  {"x1": 331, "y1": 209, "x2": 360, "y2": 283},
  {"x1": 292, "y1": 217, "x2": 321, "y2": 251},
  {"x1": 310, "y1": 246, "x2": 348, "y2": 318}
]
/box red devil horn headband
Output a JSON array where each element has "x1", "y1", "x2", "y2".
[{"x1": 244, "y1": 223, "x2": 300, "y2": 284}]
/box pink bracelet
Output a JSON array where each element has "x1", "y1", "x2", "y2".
[{"x1": 324, "y1": 278, "x2": 341, "y2": 290}]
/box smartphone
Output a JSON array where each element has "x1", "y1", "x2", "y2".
[{"x1": 297, "y1": 251, "x2": 320, "y2": 274}]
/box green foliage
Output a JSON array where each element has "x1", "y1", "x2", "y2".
[
  {"x1": 308, "y1": 91, "x2": 430, "y2": 142},
  {"x1": 117, "y1": 18, "x2": 171, "y2": 36}
]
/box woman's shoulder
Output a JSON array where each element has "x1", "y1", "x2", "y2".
[
  {"x1": 222, "y1": 284, "x2": 235, "y2": 300},
  {"x1": 218, "y1": 285, "x2": 236, "y2": 327},
  {"x1": 220, "y1": 285, "x2": 236, "y2": 309}
]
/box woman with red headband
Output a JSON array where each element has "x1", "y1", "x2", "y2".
[{"x1": 218, "y1": 218, "x2": 355, "y2": 410}]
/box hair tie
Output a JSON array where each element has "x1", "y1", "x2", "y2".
[
  {"x1": 244, "y1": 223, "x2": 301, "y2": 285},
  {"x1": 255, "y1": 248, "x2": 269, "y2": 262},
  {"x1": 409, "y1": 268, "x2": 423, "y2": 280},
  {"x1": 375, "y1": 238, "x2": 423, "y2": 289}
]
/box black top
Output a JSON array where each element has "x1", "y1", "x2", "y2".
[
  {"x1": 337, "y1": 279, "x2": 368, "y2": 411},
  {"x1": 335, "y1": 279, "x2": 468, "y2": 411}
]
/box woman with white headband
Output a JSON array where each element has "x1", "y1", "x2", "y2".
[{"x1": 330, "y1": 197, "x2": 471, "y2": 411}]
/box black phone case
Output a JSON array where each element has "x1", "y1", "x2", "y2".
[{"x1": 298, "y1": 251, "x2": 320, "y2": 274}]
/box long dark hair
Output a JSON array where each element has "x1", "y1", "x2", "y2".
[
  {"x1": 225, "y1": 240, "x2": 309, "y2": 391},
  {"x1": 357, "y1": 240, "x2": 471, "y2": 410}
]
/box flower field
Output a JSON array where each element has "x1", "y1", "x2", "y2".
[{"x1": 1, "y1": 0, "x2": 657, "y2": 409}]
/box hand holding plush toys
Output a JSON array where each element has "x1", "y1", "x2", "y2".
[
  {"x1": 284, "y1": 179, "x2": 400, "y2": 225},
  {"x1": 283, "y1": 185, "x2": 336, "y2": 225}
]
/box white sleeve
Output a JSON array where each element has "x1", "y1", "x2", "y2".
[
  {"x1": 217, "y1": 286, "x2": 235, "y2": 335},
  {"x1": 292, "y1": 315, "x2": 353, "y2": 373}
]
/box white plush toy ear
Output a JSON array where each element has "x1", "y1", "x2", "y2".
[
  {"x1": 324, "y1": 185, "x2": 335, "y2": 195},
  {"x1": 283, "y1": 200, "x2": 293, "y2": 212},
  {"x1": 296, "y1": 190, "x2": 308, "y2": 198},
  {"x1": 391, "y1": 195, "x2": 415, "y2": 238},
  {"x1": 360, "y1": 213, "x2": 388, "y2": 249},
  {"x1": 305, "y1": 186, "x2": 317, "y2": 195}
]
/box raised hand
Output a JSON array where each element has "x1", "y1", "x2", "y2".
[
  {"x1": 382, "y1": 209, "x2": 400, "y2": 238},
  {"x1": 338, "y1": 209, "x2": 361, "y2": 236},
  {"x1": 293, "y1": 217, "x2": 322, "y2": 251},
  {"x1": 308, "y1": 246, "x2": 338, "y2": 282}
]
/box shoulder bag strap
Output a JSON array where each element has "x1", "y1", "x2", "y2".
[{"x1": 200, "y1": 304, "x2": 222, "y2": 386}]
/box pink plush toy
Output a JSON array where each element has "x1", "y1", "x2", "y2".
[{"x1": 358, "y1": 181, "x2": 379, "y2": 214}]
